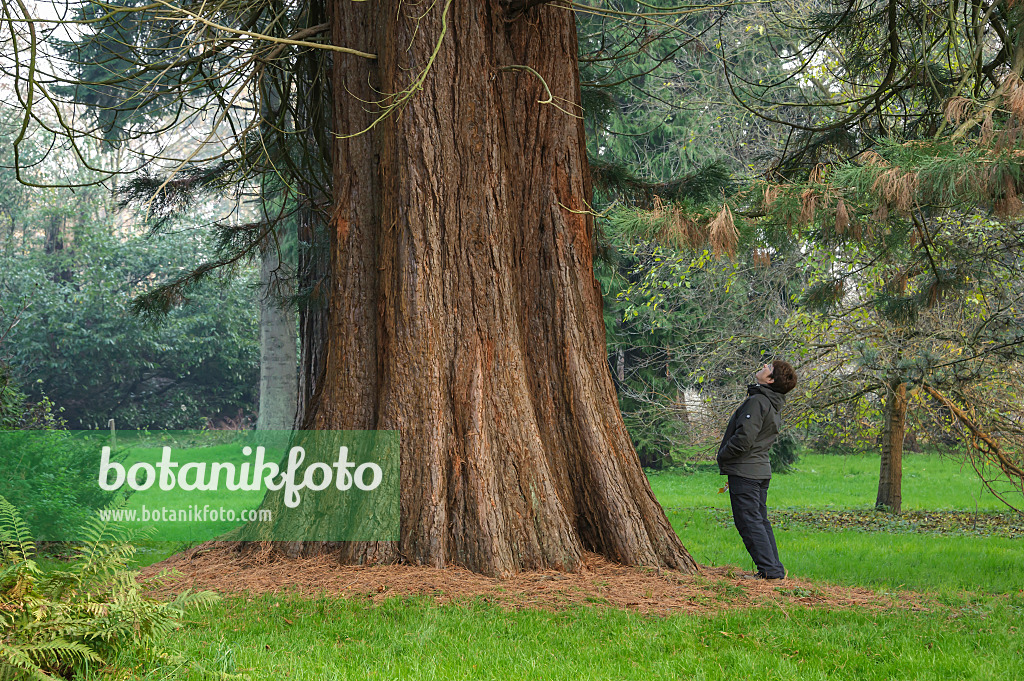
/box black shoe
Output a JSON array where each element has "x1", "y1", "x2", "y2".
[{"x1": 742, "y1": 571, "x2": 786, "y2": 581}]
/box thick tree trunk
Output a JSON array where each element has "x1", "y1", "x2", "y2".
[
  {"x1": 255, "y1": 248, "x2": 298, "y2": 431},
  {"x1": 268, "y1": 0, "x2": 695, "y2": 577},
  {"x1": 876, "y1": 379, "x2": 907, "y2": 514}
]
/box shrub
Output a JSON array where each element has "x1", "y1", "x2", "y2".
[
  {"x1": 0, "y1": 367, "x2": 64, "y2": 432},
  {"x1": 0, "y1": 369, "x2": 21, "y2": 430},
  {"x1": 0, "y1": 366, "x2": 120, "y2": 541},
  {"x1": 0, "y1": 431, "x2": 123, "y2": 542},
  {"x1": 770, "y1": 431, "x2": 800, "y2": 474}
]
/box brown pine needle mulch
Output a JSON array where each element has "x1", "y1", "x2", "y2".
[{"x1": 141, "y1": 543, "x2": 928, "y2": 616}]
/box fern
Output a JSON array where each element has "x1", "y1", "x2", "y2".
[
  {"x1": 0, "y1": 497, "x2": 35, "y2": 563},
  {"x1": 0, "y1": 639, "x2": 101, "y2": 681},
  {"x1": 0, "y1": 495, "x2": 219, "y2": 680}
]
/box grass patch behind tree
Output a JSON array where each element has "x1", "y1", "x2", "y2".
[
  {"x1": 649, "y1": 452, "x2": 1009, "y2": 512},
  {"x1": 665, "y1": 505, "x2": 1024, "y2": 595},
  {"x1": 653, "y1": 452, "x2": 1024, "y2": 595},
  {"x1": 116, "y1": 441, "x2": 265, "y2": 543}
]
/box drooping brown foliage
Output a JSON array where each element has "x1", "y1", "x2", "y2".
[{"x1": 708, "y1": 203, "x2": 739, "y2": 256}]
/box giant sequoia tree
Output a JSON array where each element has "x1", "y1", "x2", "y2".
[
  {"x1": 301, "y1": 0, "x2": 694, "y2": 575},
  {"x1": 1, "y1": 0, "x2": 697, "y2": 576}
]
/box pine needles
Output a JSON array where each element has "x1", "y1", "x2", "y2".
[
  {"x1": 590, "y1": 159, "x2": 735, "y2": 208},
  {"x1": 707, "y1": 204, "x2": 738, "y2": 257}
]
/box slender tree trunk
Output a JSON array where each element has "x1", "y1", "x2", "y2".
[
  {"x1": 294, "y1": 0, "x2": 332, "y2": 419},
  {"x1": 261, "y1": 0, "x2": 695, "y2": 577},
  {"x1": 253, "y1": 33, "x2": 300, "y2": 432},
  {"x1": 676, "y1": 389, "x2": 690, "y2": 426},
  {"x1": 44, "y1": 214, "x2": 63, "y2": 255},
  {"x1": 255, "y1": 248, "x2": 298, "y2": 431},
  {"x1": 876, "y1": 379, "x2": 907, "y2": 514},
  {"x1": 296, "y1": 211, "x2": 329, "y2": 420},
  {"x1": 44, "y1": 213, "x2": 72, "y2": 283}
]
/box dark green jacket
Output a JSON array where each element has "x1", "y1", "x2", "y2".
[{"x1": 716, "y1": 384, "x2": 785, "y2": 479}]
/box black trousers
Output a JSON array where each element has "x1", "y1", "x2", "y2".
[{"x1": 727, "y1": 475, "x2": 785, "y2": 578}]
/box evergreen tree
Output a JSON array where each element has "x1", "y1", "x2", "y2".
[{"x1": 1, "y1": 0, "x2": 705, "y2": 576}]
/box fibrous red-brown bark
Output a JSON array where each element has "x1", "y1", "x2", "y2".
[{"x1": 289, "y1": 0, "x2": 695, "y2": 576}]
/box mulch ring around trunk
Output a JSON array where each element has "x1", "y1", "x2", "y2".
[{"x1": 141, "y1": 542, "x2": 928, "y2": 616}]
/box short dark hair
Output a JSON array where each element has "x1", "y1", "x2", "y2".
[{"x1": 769, "y1": 360, "x2": 798, "y2": 394}]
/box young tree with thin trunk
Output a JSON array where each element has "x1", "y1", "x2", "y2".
[
  {"x1": 255, "y1": 244, "x2": 298, "y2": 432},
  {"x1": 876, "y1": 378, "x2": 907, "y2": 513},
  {"x1": 704, "y1": 0, "x2": 1024, "y2": 513}
]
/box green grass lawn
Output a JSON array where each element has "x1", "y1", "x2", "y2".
[
  {"x1": 650, "y1": 452, "x2": 1007, "y2": 512},
  {"x1": 650, "y1": 453, "x2": 1024, "y2": 595},
  {"x1": 90, "y1": 592, "x2": 1024, "y2": 681},
  {"x1": 93, "y1": 451, "x2": 1024, "y2": 680},
  {"x1": 114, "y1": 440, "x2": 267, "y2": 543}
]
